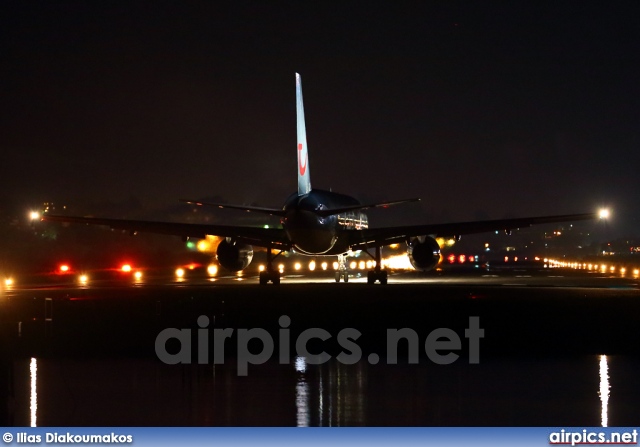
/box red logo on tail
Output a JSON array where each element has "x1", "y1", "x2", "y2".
[{"x1": 298, "y1": 143, "x2": 307, "y2": 176}]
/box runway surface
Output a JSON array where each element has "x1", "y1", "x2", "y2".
[{"x1": 1, "y1": 267, "x2": 639, "y2": 426}]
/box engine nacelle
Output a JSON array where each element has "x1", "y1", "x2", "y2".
[
  {"x1": 216, "y1": 240, "x2": 254, "y2": 271},
  {"x1": 407, "y1": 236, "x2": 441, "y2": 271}
]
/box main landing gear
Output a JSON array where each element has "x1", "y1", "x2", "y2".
[
  {"x1": 259, "y1": 245, "x2": 281, "y2": 285},
  {"x1": 335, "y1": 253, "x2": 349, "y2": 282},
  {"x1": 366, "y1": 245, "x2": 388, "y2": 285}
]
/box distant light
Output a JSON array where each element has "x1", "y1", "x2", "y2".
[
  {"x1": 384, "y1": 254, "x2": 415, "y2": 270},
  {"x1": 332, "y1": 261, "x2": 339, "y2": 270},
  {"x1": 459, "y1": 255, "x2": 466, "y2": 264},
  {"x1": 294, "y1": 262, "x2": 301, "y2": 271},
  {"x1": 599, "y1": 209, "x2": 610, "y2": 219},
  {"x1": 389, "y1": 244, "x2": 399, "y2": 249},
  {"x1": 121, "y1": 264, "x2": 132, "y2": 273},
  {"x1": 175, "y1": 268, "x2": 185, "y2": 278},
  {"x1": 278, "y1": 263, "x2": 285, "y2": 273},
  {"x1": 321, "y1": 262, "x2": 328, "y2": 271},
  {"x1": 349, "y1": 261, "x2": 357, "y2": 269},
  {"x1": 79, "y1": 275, "x2": 88, "y2": 284},
  {"x1": 186, "y1": 241, "x2": 196, "y2": 250},
  {"x1": 59, "y1": 264, "x2": 70, "y2": 273},
  {"x1": 197, "y1": 240, "x2": 210, "y2": 252},
  {"x1": 29, "y1": 211, "x2": 40, "y2": 221},
  {"x1": 134, "y1": 271, "x2": 143, "y2": 280},
  {"x1": 358, "y1": 260, "x2": 365, "y2": 270},
  {"x1": 5, "y1": 278, "x2": 13, "y2": 287},
  {"x1": 448, "y1": 254, "x2": 455, "y2": 263},
  {"x1": 504, "y1": 256, "x2": 509, "y2": 262},
  {"x1": 207, "y1": 264, "x2": 218, "y2": 276},
  {"x1": 308, "y1": 261, "x2": 316, "y2": 271},
  {"x1": 258, "y1": 265, "x2": 265, "y2": 272},
  {"x1": 188, "y1": 264, "x2": 196, "y2": 270},
  {"x1": 634, "y1": 269, "x2": 640, "y2": 276}
]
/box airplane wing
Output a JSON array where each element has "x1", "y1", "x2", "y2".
[
  {"x1": 313, "y1": 198, "x2": 421, "y2": 218},
  {"x1": 347, "y1": 212, "x2": 601, "y2": 249},
  {"x1": 179, "y1": 199, "x2": 287, "y2": 216},
  {"x1": 41, "y1": 215, "x2": 290, "y2": 249}
]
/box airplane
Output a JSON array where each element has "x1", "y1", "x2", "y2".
[{"x1": 42, "y1": 73, "x2": 607, "y2": 285}]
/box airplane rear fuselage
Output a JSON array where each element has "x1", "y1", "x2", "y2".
[{"x1": 282, "y1": 189, "x2": 368, "y2": 255}]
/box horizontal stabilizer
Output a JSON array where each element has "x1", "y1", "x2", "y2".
[
  {"x1": 313, "y1": 198, "x2": 420, "y2": 218},
  {"x1": 180, "y1": 199, "x2": 286, "y2": 216}
]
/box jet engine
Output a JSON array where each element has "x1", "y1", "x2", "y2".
[
  {"x1": 216, "y1": 240, "x2": 254, "y2": 271},
  {"x1": 407, "y1": 237, "x2": 441, "y2": 271}
]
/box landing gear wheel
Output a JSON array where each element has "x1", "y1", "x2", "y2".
[
  {"x1": 335, "y1": 272, "x2": 341, "y2": 282},
  {"x1": 260, "y1": 244, "x2": 283, "y2": 285},
  {"x1": 366, "y1": 246, "x2": 388, "y2": 284},
  {"x1": 367, "y1": 269, "x2": 388, "y2": 284},
  {"x1": 343, "y1": 272, "x2": 348, "y2": 282},
  {"x1": 259, "y1": 271, "x2": 280, "y2": 285}
]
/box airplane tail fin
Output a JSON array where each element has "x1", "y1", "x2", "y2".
[{"x1": 296, "y1": 73, "x2": 312, "y2": 196}]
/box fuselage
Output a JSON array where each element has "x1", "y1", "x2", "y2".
[{"x1": 281, "y1": 189, "x2": 368, "y2": 255}]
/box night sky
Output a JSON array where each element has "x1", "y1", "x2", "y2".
[{"x1": 2, "y1": 2, "x2": 639, "y2": 233}]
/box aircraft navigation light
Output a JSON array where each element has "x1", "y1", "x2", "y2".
[{"x1": 599, "y1": 209, "x2": 610, "y2": 219}]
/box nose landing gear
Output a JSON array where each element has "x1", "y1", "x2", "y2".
[{"x1": 335, "y1": 253, "x2": 349, "y2": 282}]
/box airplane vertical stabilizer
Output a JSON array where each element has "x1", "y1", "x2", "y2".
[{"x1": 296, "y1": 73, "x2": 312, "y2": 196}]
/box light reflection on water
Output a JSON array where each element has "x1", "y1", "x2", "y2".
[
  {"x1": 30, "y1": 358, "x2": 37, "y2": 427},
  {"x1": 7, "y1": 355, "x2": 637, "y2": 426},
  {"x1": 599, "y1": 355, "x2": 610, "y2": 427}
]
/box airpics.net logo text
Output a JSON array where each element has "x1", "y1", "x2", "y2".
[{"x1": 155, "y1": 315, "x2": 484, "y2": 375}]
